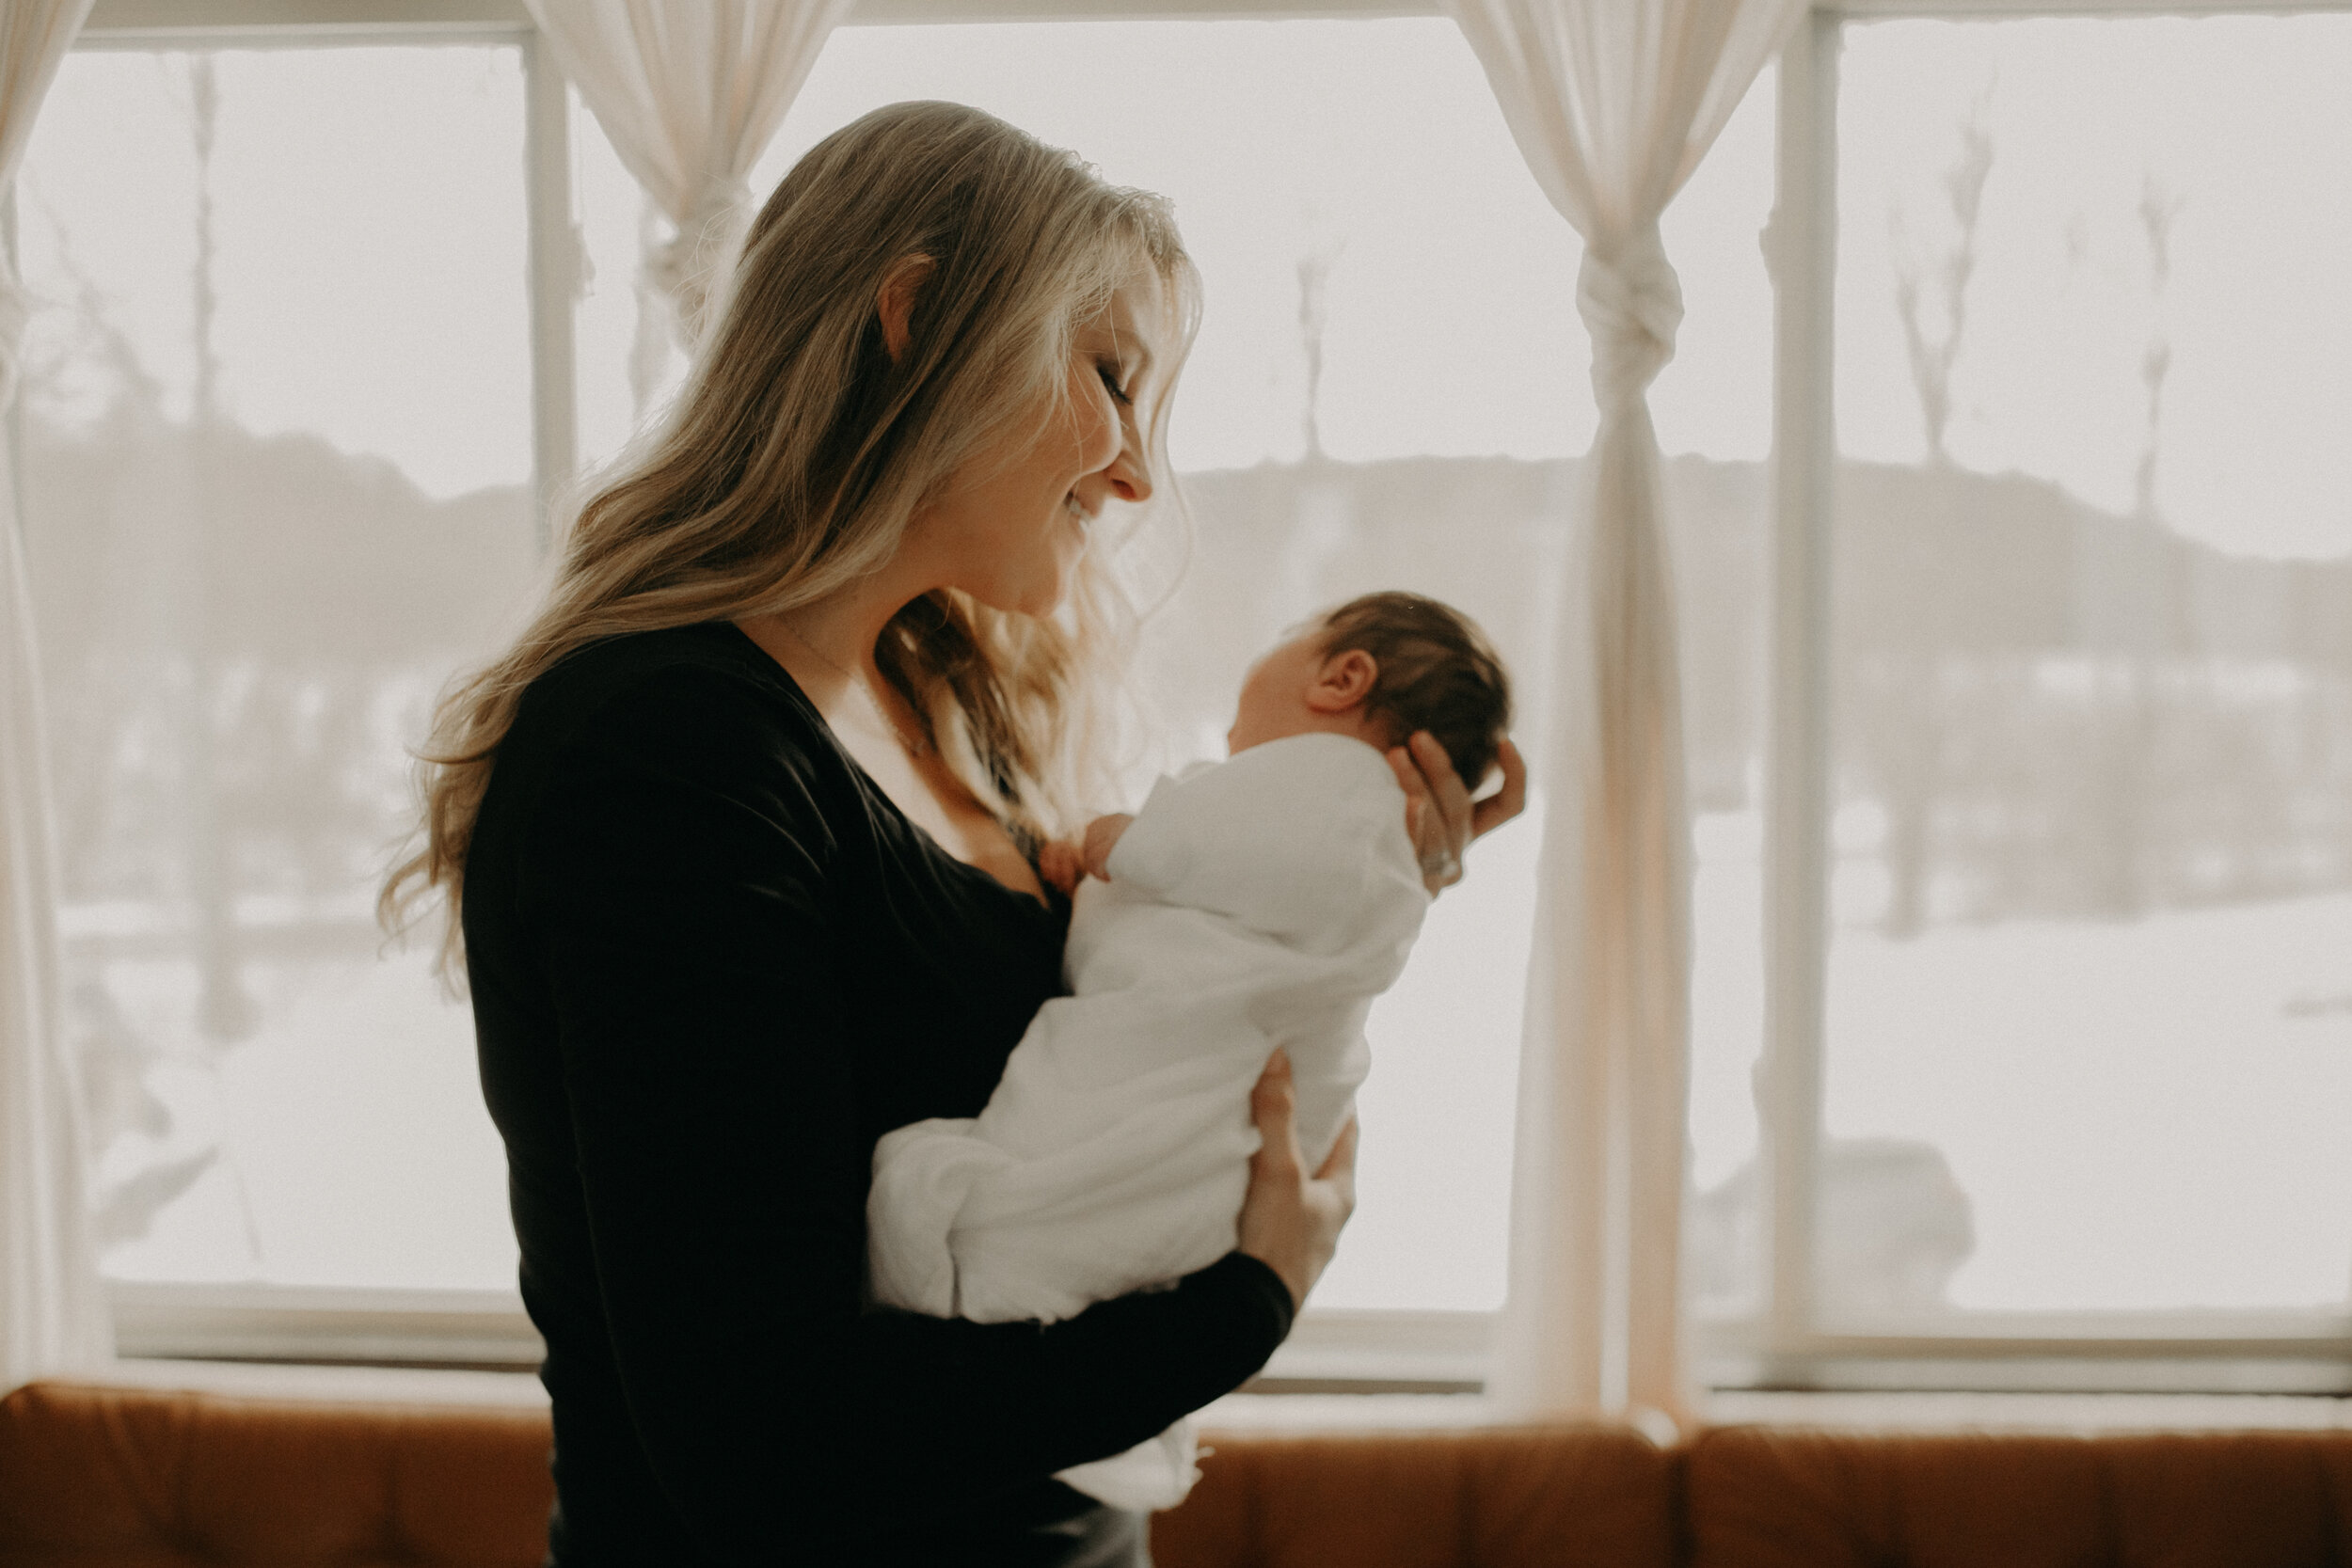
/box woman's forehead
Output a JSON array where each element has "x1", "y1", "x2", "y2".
[{"x1": 1089, "y1": 267, "x2": 1174, "y2": 361}]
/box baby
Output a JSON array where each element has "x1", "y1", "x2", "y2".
[{"x1": 865, "y1": 591, "x2": 1511, "y2": 1511}]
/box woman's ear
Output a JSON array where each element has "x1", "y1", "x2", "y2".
[
  {"x1": 875, "y1": 255, "x2": 936, "y2": 362},
  {"x1": 1305, "y1": 648, "x2": 1378, "y2": 715}
]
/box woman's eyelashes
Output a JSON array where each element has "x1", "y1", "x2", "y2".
[{"x1": 1096, "y1": 362, "x2": 1134, "y2": 407}]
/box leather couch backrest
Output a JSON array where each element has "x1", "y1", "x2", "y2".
[
  {"x1": 1688, "y1": 1424, "x2": 2352, "y2": 1568},
  {"x1": 1155, "y1": 1425, "x2": 1680, "y2": 1568},
  {"x1": 0, "y1": 1381, "x2": 553, "y2": 1568},
  {"x1": 0, "y1": 1383, "x2": 1680, "y2": 1568},
  {"x1": 27, "y1": 1379, "x2": 2352, "y2": 1568}
]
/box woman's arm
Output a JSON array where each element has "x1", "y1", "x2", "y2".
[{"x1": 517, "y1": 671, "x2": 1293, "y2": 1559}]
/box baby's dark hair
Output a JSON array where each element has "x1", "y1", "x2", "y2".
[{"x1": 1316, "y1": 592, "x2": 1512, "y2": 788}]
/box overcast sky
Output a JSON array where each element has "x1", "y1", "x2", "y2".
[{"x1": 19, "y1": 12, "x2": 2348, "y2": 558}]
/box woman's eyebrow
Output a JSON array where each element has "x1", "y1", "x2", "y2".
[{"x1": 1094, "y1": 322, "x2": 1155, "y2": 374}]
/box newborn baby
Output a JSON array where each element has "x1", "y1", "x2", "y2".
[{"x1": 865, "y1": 591, "x2": 1511, "y2": 1511}]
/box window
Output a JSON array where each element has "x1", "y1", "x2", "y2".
[{"x1": 27, "y1": 0, "x2": 2350, "y2": 1389}]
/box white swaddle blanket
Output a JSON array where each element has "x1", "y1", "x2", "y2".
[{"x1": 865, "y1": 732, "x2": 1431, "y2": 1511}]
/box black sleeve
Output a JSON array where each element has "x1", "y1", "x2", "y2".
[{"x1": 517, "y1": 671, "x2": 1292, "y2": 1560}]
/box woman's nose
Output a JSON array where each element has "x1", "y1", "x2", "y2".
[{"x1": 1104, "y1": 432, "x2": 1153, "y2": 506}]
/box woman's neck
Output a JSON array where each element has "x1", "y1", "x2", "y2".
[{"x1": 737, "y1": 577, "x2": 919, "y2": 696}]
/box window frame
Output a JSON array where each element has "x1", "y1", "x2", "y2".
[{"x1": 58, "y1": 0, "x2": 2352, "y2": 1392}]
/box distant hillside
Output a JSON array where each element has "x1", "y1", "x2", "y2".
[
  {"x1": 1170, "y1": 451, "x2": 2352, "y2": 918},
  {"x1": 23, "y1": 415, "x2": 539, "y2": 671},
  {"x1": 23, "y1": 409, "x2": 2348, "y2": 922},
  {"x1": 22, "y1": 415, "x2": 538, "y2": 910},
  {"x1": 1172, "y1": 451, "x2": 2352, "y2": 792}
]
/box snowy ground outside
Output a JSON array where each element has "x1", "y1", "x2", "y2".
[{"x1": 86, "y1": 801, "x2": 2352, "y2": 1318}]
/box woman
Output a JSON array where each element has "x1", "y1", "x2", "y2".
[{"x1": 386, "y1": 101, "x2": 1524, "y2": 1564}]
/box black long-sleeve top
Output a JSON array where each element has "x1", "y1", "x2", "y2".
[{"x1": 461, "y1": 620, "x2": 1294, "y2": 1565}]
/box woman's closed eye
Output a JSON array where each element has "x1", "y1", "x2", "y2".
[{"x1": 1097, "y1": 363, "x2": 1134, "y2": 407}]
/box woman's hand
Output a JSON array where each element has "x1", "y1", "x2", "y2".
[
  {"x1": 1237, "y1": 1049, "x2": 1357, "y2": 1314},
  {"x1": 1388, "y1": 733, "x2": 1528, "y2": 895}
]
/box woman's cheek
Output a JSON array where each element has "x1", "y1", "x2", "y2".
[{"x1": 1073, "y1": 369, "x2": 1122, "y2": 475}]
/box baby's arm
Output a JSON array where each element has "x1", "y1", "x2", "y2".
[
  {"x1": 1038, "y1": 814, "x2": 1136, "y2": 895},
  {"x1": 1081, "y1": 814, "x2": 1134, "y2": 881}
]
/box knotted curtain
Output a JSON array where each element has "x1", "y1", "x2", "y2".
[
  {"x1": 523, "y1": 0, "x2": 851, "y2": 361},
  {"x1": 1442, "y1": 0, "x2": 1801, "y2": 1421}
]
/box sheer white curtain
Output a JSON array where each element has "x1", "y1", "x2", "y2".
[
  {"x1": 525, "y1": 0, "x2": 850, "y2": 382},
  {"x1": 1442, "y1": 0, "x2": 1799, "y2": 1421},
  {"x1": 1, "y1": 0, "x2": 110, "y2": 1392}
]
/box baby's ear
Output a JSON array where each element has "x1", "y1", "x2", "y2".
[{"x1": 1307, "y1": 648, "x2": 1377, "y2": 714}]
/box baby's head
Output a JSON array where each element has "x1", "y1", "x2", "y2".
[{"x1": 1227, "y1": 592, "x2": 1513, "y2": 788}]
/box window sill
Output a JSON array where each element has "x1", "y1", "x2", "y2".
[
  {"x1": 110, "y1": 1281, "x2": 542, "y2": 1369},
  {"x1": 1703, "y1": 1387, "x2": 2352, "y2": 1432},
  {"x1": 108, "y1": 1282, "x2": 1493, "y2": 1390},
  {"x1": 77, "y1": 1355, "x2": 548, "y2": 1408},
  {"x1": 108, "y1": 1284, "x2": 2352, "y2": 1404},
  {"x1": 75, "y1": 1359, "x2": 2352, "y2": 1446}
]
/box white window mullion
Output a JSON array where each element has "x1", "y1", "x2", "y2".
[
  {"x1": 524, "y1": 27, "x2": 579, "y2": 552},
  {"x1": 1759, "y1": 8, "x2": 1840, "y2": 1365}
]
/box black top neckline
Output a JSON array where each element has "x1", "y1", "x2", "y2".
[{"x1": 711, "y1": 619, "x2": 1058, "y2": 916}]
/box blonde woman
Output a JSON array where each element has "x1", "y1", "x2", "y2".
[{"x1": 388, "y1": 101, "x2": 1523, "y2": 1564}]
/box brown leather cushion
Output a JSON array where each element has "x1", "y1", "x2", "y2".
[
  {"x1": 1687, "y1": 1424, "x2": 2352, "y2": 1568},
  {"x1": 1155, "y1": 1424, "x2": 1679, "y2": 1568},
  {"x1": 0, "y1": 1381, "x2": 554, "y2": 1568},
  {"x1": 1, "y1": 1383, "x2": 1679, "y2": 1568}
]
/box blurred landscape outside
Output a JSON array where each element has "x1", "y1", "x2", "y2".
[{"x1": 15, "y1": 15, "x2": 2351, "y2": 1323}]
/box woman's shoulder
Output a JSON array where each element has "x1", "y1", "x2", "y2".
[
  {"x1": 513, "y1": 622, "x2": 814, "y2": 753},
  {"x1": 496, "y1": 622, "x2": 854, "y2": 830}
]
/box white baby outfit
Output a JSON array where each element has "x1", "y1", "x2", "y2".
[{"x1": 865, "y1": 732, "x2": 1432, "y2": 1511}]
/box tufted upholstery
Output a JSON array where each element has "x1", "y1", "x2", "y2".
[
  {"x1": 17, "y1": 1380, "x2": 2352, "y2": 1567},
  {"x1": 1153, "y1": 1425, "x2": 1679, "y2": 1568},
  {"x1": 0, "y1": 1383, "x2": 1676, "y2": 1568},
  {"x1": 1686, "y1": 1424, "x2": 2352, "y2": 1568},
  {"x1": 0, "y1": 1382, "x2": 553, "y2": 1568}
]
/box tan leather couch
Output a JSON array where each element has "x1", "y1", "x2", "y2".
[
  {"x1": 0, "y1": 1382, "x2": 551, "y2": 1568},
  {"x1": 8, "y1": 1379, "x2": 2352, "y2": 1566},
  {"x1": 1684, "y1": 1424, "x2": 2352, "y2": 1567}
]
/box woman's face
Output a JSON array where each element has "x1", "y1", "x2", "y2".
[{"x1": 911, "y1": 265, "x2": 1173, "y2": 618}]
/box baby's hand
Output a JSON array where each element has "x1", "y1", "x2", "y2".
[
  {"x1": 1080, "y1": 814, "x2": 1135, "y2": 882},
  {"x1": 1038, "y1": 838, "x2": 1086, "y2": 896}
]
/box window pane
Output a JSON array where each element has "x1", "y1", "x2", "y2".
[
  {"x1": 1669, "y1": 69, "x2": 1776, "y2": 1324},
  {"x1": 21, "y1": 46, "x2": 534, "y2": 1290},
  {"x1": 1824, "y1": 15, "x2": 2352, "y2": 1317}
]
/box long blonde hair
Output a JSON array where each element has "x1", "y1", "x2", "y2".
[{"x1": 381, "y1": 101, "x2": 1198, "y2": 972}]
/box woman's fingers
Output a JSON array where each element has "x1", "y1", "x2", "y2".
[
  {"x1": 1391, "y1": 732, "x2": 1531, "y2": 893},
  {"x1": 1390, "y1": 733, "x2": 1471, "y2": 893},
  {"x1": 1386, "y1": 744, "x2": 1430, "y2": 830},
  {"x1": 1248, "y1": 1048, "x2": 1302, "y2": 1168},
  {"x1": 1314, "y1": 1115, "x2": 1359, "y2": 1194},
  {"x1": 1470, "y1": 736, "x2": 1529, "y2": 842},
  {"x1": 1239, "y1": 1049, "x2": 1353, "y2": 1312},
  {"x1": 1410, "y1": 731, "x2": 1477, "y2": 838}
]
